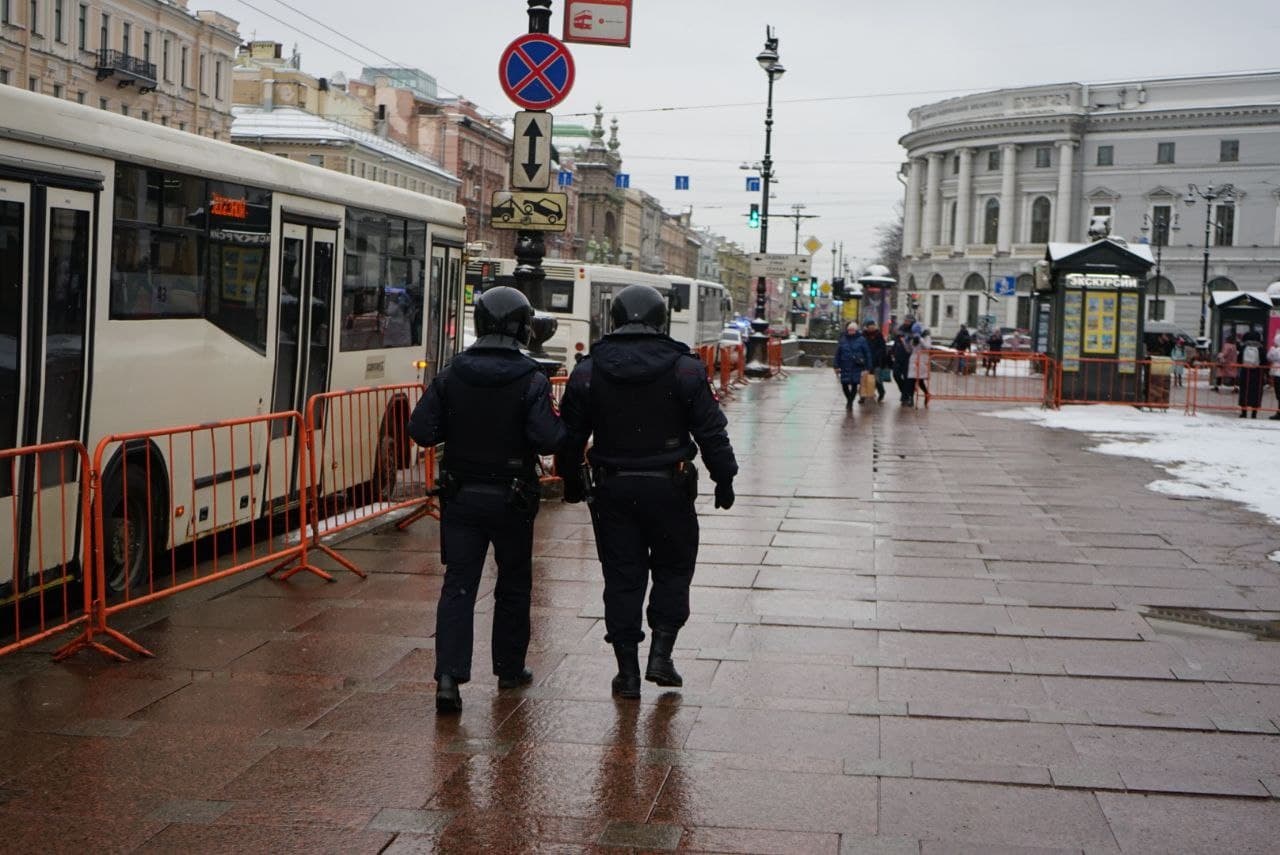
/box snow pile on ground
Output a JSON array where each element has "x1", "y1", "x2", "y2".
[{"x1": 994, "y1": 406, "x2": 1280, "y2": 527}]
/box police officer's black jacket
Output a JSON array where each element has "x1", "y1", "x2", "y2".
[
  {"x1": 556, "y1": 333, "x2": 738, "y2": 485},
  {"x1": 408, "y1": 346, "x2": 565, "y2": 481}
]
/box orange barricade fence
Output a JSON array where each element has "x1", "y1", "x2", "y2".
[
  {"x1": 64, "y1": 411, "x2": 322, "y2": 659},
  {"x1": 735, "y1": 344, "x2": 748, "y2": 385},
  {"x1": 700, "y1": 345, "x2": 716, "y2": 382},
  {"x1": 1186, "y1": 362, "x2": 1279, "y2": 419},
  {"x1": 1055, "y1": 357, "x2": 1192, "y2": 412},
  {"x1": 718, "y1": 345, "x2": 734, "y2": 398},
  {"x1": 766, "y1": 338, "x2": 784, "y2": 376},
  {"x1": 923, "y1": 351, "x2": 1056, "y2": 406},
  {"x1": 539, "y1": 376, "x2": 569, "y2": 485},
  {"x1": 300, "y1": 384, "x2": 437, "y2": 578},
  {"x1": 0, "y1": 441, "x2": 107, "y2": 660}
]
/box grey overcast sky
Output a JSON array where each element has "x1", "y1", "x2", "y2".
[{"x1": 212, "y1": 0, "x2": 1280, "y2": 268}]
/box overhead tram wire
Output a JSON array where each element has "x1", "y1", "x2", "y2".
[{"x1": 233, "y1": 0, "x2": 505, "y2": 120}]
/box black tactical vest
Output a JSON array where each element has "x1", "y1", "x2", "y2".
[
  {"x1": 588, "y1": 363, "x2": 689, "y2": 463},
  {"x1": 440, "y1": 369, "x2": 534, "y2": 480}
]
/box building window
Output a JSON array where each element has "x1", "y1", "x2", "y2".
[
  {"x1": 1213, "y1": 203, "x2": 1235, "y2": 247},
  {"x1": 1030, "y1": 196, "x2": 1052, "y2": 243},
  {"x1": 948, "y1": 200, "x2": 957, "y2": 245},
  {"x1": 180, "y1": 46, "x2": 188, "y2": 87},
  {"x1": 140, "y1": 110, "x2": 148, "y2": 121},
  {"x1": 987, "y1": 150, "x2": 1000, "y2": 171},
  {"x1": 178, "y1": 121, "x2": 185, "y2": 131},
  {"x1": 214, "y1": 60, "x2": 222, "y2": 99},
  {"x1": 99, "y1": 96, "x2": 107, "y2": 109},
  {"x1": 121, "y1": 20, "x2": 129, "y2": 55},
  {"x1": 2, "y1": 2, "x2": 8, "y2": 25},
  {"x1": 51, "y1": 83, "x2": 61, "y2": 98},
  {"x1": 0, "y1": 69, "x2": 8, "y2": 85},
  {"x1": 28, "y1": 75, "x2": 38, "y2": 92},
  {"x1": 53, "y1": 0, "x2": 62, "y2": 41},
  {"x1": 120, "y1": 104, "x2": 128, "y2": 116},
  {"x1": 1150, "y1": 204, "x2": 1172, "y2": 246},
  {"x1": 307, "y1": 154, "x2": 324, "y2": 167},
  {"x1": 76, "y1": 90, "x2": 85, "y2": 103},
  {"x1": 142, "y1": 30, "x2": 150, "y2": 64},
  {"x1": 1035, "y1": 147, "x2": 1051, "y2": 168},
  {"x1": 983, "y1": 198, "x2": 999, "y2": 244},
  {"x1": 199, "y1": 54, "x2": 205, "y2": 94},
  {"x1": 1096, "y1": 145, "x2": 1114, "y2": 166},
  {"x1": 159, "y1": 115, "x2": 167, "y2": 126},
  {"x1": 1156, "y1": 142, "x2": 1175, "y2": 164},
  {"x1": 951, "y1": 155, "x2": 959, "y2": 175},
  {"x1": 76, "y1": 3, "x2": 85, "y2": 48},
  {"x1": 1091, "y1": 205, "x2": 1113, "y2": 232},
  {"x1": 98, "y1": 11, "x2": 106, "y2": 51},
  {"x1": 28, "y1": 0, "x2": 38, "y2": 35},
  {"x1": 162, "y1": 39, "x2": 169, "y2": 80},
  {"x1": 1220, "y1": 139, "x2": 1239, "y2": 162}
]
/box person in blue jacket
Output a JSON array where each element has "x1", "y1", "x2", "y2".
[{"x1": 833, "y1": 321, "x2": 873, "y2": 410}]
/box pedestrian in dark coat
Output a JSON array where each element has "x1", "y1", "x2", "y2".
[
  {"x1": 834, "y1": 322, "x2": 872, "y2": 410},
  {"x1": 891, "y1": 322, "x2": 914, "y2": 404},
  {"x1": 863, "y1": 320, "x2": 888, "y2": 403},
  {"x1": 1237, "y1": 331, "x2": 1266, "y2": 418}
]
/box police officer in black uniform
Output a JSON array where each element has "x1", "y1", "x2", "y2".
[
  {"x1": 408, "y1": 287, "x2": 564, "y2": 714},
  {"x1": 556, "y1": 284, "x2": 738, "y2": 699}
]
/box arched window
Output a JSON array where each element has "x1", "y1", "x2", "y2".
[
  {"x1": 963, "y1": 273, "x2": 985, "y2": 291},
  {"x1": 1030, "y1": 196, "x2": 1052, "y2": 243},
  {"x1": 948, "y1": 201, "x2": 957, "y2": 245},
  {"x1": 1149, "y1": 276, "x2": 1176, "y2": 296},
  {"x1": 906, "y1": 275, "x2": 917, "y2": 292},
  {"x1": 983, "y1": 198, "x2": 999, "y2": 244},
  {"x1": 928, "y1": 273, "x2": 945, "y2": 290},
  {"x1": 1208, "y1": 277, "x2": 1237, "y2": 292},
  {"x1": 1015, "y1": 274, "x2": 1034, "y2": 293}
]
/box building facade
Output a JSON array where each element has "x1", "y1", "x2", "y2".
[
  {"x1": 1, "y1": 0, "x2": 239, "y2": 137},
  {"x1": 898, "y1": 71, "x2": 1280, "y2": 339}
]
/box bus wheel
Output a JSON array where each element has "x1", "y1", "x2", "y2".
[
  {"x1": 373, "y1": 435, "x2": 398, "y2": 502},
  {"x1": 101, "y1": 464, "x2": 161, "y2": 598}
]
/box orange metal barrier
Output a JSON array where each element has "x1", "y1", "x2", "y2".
[
  {"x1": 0, "y1": 441, "x2": 112, "y2": 660},
  {"x1": 718, "y1": 346, "x2": 734, "y2": 398},
  {"x1": 538, "y1": 376, "x2": 569, "y2": 485},
  {"x1": 735, "y1": 344, "x2": 748, "y2": 385},
  {"x1": 924, "y1": 351, "x2": 1056, "y2": 406},
  {"x1": 67, "y1": 411, "x2": 321, "y2": 659},
  {"x1": 766, "y1": 338, "x2": 785, "y2": 376},
  {"x1": 300, "y1": 384, "x2": 436, "y2": 578},
  {"x1": 1056, "y1": 357, "x2": 1192, "y2": 412},
  {"x1": 1186, "y1": 362, "x2": 1278, "y2": 419}
]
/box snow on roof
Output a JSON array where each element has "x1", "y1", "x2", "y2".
[
  {"x1": 1046, "y1": 240, "x2": 1154, "y2": 264},
  {"x1": 1211, "y1": 290, "x2": 1275, "y2": 308},
  {"x1": 231, "y1": 106, "x2": 460, "y2": 185}
]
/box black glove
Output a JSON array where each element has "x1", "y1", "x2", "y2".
[
  {"x1": 562, "y1": 474, "x2": 585, "y2": 504},
  {"x1": 714, "y1": 480, "x2": 735, "y2": 510}
]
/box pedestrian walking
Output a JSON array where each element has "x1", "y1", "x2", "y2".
[
  {"x1": 864, "y1": 320, "x2": 889, "y2": 403},
  {"x1": 834, "y1": 322, "x2": 872, "y2": 410},
  {"x1": 407, "y1": 287, "x2": 565, "y2": 714},
  {"x1": 907, "y1": 323, "x2": 933, "y2": 407},
  {"x1": 891, "y1": 321, "x2": 915, "y2": 404},
  {"x1": 950, "y1": 324, "x2": 972, "y2": 374},
  {"x1": 1215, "y1": 337, "x2": 1238, "y2": 392},
  {"x1": 984, "y1": 329, "x2": 1004, "y2": 376},
  {"x1": 1269, "y1": 333, "x2": 1280, "y2": 420},
  {"x1": 556, "y1": 284, "x2": 738, "y2": 700},
  {"x1": 1237, "y1": 331, "x2": 1266, "y2": 418},
  {"x1": 1169, "y1": 338, "x2": 1186, "y2": 388}
]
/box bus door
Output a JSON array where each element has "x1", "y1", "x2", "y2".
[
  {"x1": 270, "y1": 221, "x2": 336, "y2": 500},
  {"x1": 0, "y1": 181, "x2": 93, "y2": 591},
  {"x1": 427, "y1": 243, "x2": 463, "y2": 378},
  {"x1": 590, "y1": 284, "x2": 614, "y2": 344}
]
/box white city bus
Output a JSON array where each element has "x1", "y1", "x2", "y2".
[
  {"x1": 463, "y1": 260, "x2": 728, "y2": 363},
  {"x1": 0, "y1": 85, "x2": 466, "y2": 601}
]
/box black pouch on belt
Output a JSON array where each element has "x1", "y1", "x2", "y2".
[
  {"x1": 674, "y1": 461, "x2": 698, "y2": 500},
  {"x1": 506, "y1": 477, "x2": 541, "y2": 514}
]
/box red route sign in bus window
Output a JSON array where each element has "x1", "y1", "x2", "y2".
[
  {"x1": 210, "y1": 193, "x2": 248, "y2": 219},
  {"x1": 563, "y1": 0, "x2": 632, "y2": 48}
]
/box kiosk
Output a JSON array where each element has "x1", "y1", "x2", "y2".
[
  {"x1": 856, "y1": 265, "x2": 896, "y2": 330},
  {"x1": 1209, "y1": 291, "x2": 1276, "y2": 353},
  {"x1": 1033, "y1": 239, "x2": 1154, "y2": 403}
]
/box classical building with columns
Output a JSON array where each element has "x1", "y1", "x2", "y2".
[{"x1": 898, "y1": 71, "x2": 1280, "y2": 339}]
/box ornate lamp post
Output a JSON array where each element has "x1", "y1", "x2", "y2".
[
  {"x1": 1140, "y1": 210, "x2": 1179, "y2": 323},
  {"x1": 1183, "y1": 182, "x2": 1235, "y2": 339},
  {"x1": 746, "y1": 27, "x2": 785, "y2": 372}
]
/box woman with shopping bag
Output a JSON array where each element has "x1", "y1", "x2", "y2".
[{"x1": 834, "y1": 322, "x2": 872, "y2": 411}]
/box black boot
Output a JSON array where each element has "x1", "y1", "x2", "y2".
[
  {"x1": 611, "y1": 643, "x2": 641, "y2": 699},
  {"x1": 645, "y1": 628, "x2": 683, "y2": 687},
  {"x1": 497, "y1": 667, "x2": 534, "y2": 690},
  {"x1": 436, "y1": 675, "x2": 462, "y2": 714}
]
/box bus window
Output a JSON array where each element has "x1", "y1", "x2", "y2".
[
  {"x1": 671, "y1": 280, "x2": 690, "y2": 312},
  {"x1": 0, "y1": 199, "x2": 22, "y2": 493}
]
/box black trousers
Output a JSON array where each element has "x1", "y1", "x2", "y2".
[
  {"x1": 893, "y1": 369, "x2": 912, "y2": 401},
  {"x1": 589, "y1": 472, "x2": 700, "y2": 645},
  {"x1": 840, "y1": 381, "x2": 857, "y2": 403},
  {"x1": 434, "y1": 484, "x2": 536, "y2": 683}
]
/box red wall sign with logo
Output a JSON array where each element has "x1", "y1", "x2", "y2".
[{"x1": 563, "y1": 0, "x2": 633, "y2": 48}]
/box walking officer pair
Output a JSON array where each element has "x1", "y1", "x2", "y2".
[
  {"x1": 557, "y1": 284, "x2": 739, "y2": 698},
  {"x1": 408, "y1": 287, "x2": 564, "y2": 714}
]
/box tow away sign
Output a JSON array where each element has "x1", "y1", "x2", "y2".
[
  {"x1": 490, "y1": 190, "x2": 568, "y2": 232},
  {"x1": 563, "y1": 0, "x2": 633, "y2": 47}
]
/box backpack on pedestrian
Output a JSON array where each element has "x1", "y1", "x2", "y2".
[{"x1": 1242, "y1": 341, "x2": 1262, "y2": 366}]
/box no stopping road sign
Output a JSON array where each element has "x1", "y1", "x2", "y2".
[{"x1": 499, "y1": 33, "x2": 575, "y2": 110}]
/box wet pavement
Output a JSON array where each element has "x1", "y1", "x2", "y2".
[{"x1": 3, "y1": 368, "x2": 1280, "y2": 854}]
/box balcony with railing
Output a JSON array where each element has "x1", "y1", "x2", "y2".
[{"x1": 96, "y1": 49, "x2": 157, "y2": 92}]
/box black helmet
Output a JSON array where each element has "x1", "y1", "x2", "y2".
[
  {"x1": 474, "y1": 286, "x2": 533, "y2": 346},
  {"x1": 610, "y1": 284, "x2": 667, "y2": 334}
]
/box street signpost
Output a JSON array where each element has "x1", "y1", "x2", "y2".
[
  {"x1": 745, "y1": 176, "x2": 761, "y2": 193},
  {"x1": 499, "y1": 33, "x2": 575, "y2": 110},
  {"x1": 803, "y1": 235, "x2": 823, "y2": 255},
  {"x1": 994, "y1": 275, "x2": 1017, "y2": 296},
  {"x1": 749, "y1": 253, "x2": 811, "y2": 280},
  {"x1": 511, "y1": 111, "x2": 553, "y2": 190},
  {"x1": 563, "y1": 0, "x2": 633, "y2": 47},
  {"x1": 490, "y1": 190, "x2": 569, "y2": 232}
]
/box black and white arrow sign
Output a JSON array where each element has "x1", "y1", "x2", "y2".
[{"x1": 511, "y1": 111, "x2": 553, "y2": 191}]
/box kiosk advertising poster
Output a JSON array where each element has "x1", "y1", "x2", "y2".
[
  {"x1": 1084, "y1": 292, "x2": 1118, "y2": 354},
  {"x1": 1062, "y1": 291, "x2": 1083, "y2": 372},
  {"x1": 1118, "y1": 293, "x2": 1140, "y2": 374}
]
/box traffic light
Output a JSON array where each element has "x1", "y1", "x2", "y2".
[
  {"x1": 748, "y1": 203, "x2": 760, "y2": 229},
  {"x1": 809, "y1": 277, "x2": 819, "y2": 298},
  {"x1": 908, "y1": 292, "x2": 920, "y2": 312}
]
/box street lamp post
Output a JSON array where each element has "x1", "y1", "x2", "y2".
[
  {"x1": 1141, "y1": 211, "x2": 1180, "y2": 323},
  {"x1": 753, "y1": 26, "x2": 784, "y2": 322},
  {"x1": 1183, "y1": 182, "x2": 1234, "y2": 339}
]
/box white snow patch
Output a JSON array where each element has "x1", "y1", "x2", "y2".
[{"x1": 992, "y1": 405, "x2": 1280, "y2": 526}]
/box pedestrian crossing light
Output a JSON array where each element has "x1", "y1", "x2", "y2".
[{"x1": 748, "y1": 203, "x2": 760, "y2": 229}]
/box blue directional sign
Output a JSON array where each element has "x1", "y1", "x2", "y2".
[
  {"x1": 993, "y1": 275, "x2": 1017, "y2": 296},
  {"x1": 745, "y1": 176, "x2": 761, "y2": 193},
  {"x1": 674, "y1": 175, "x2": 690, "y2": 190},
  {"x1": 558, "y1": 170, "x2": 574, "y2": 187},
  {"x1": 615, "y1": 173, "x2": 630, "y2": 189}
]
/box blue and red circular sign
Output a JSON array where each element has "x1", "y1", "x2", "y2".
[{"x1": 499, "y1": 33, "x2": 575, "y2": 110}]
